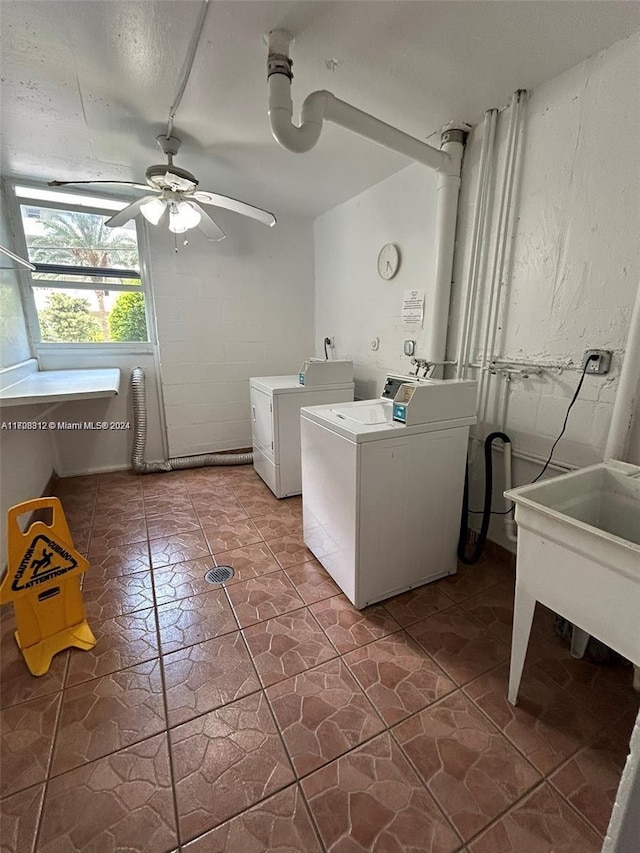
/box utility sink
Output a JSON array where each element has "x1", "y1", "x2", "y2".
[{"x1": 504, "y1": 460, "x2": 640, "y2": 704}]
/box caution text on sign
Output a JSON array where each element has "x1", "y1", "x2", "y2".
[{"x1": 11, "y1": 534, "x2": 79, "y2": 592}]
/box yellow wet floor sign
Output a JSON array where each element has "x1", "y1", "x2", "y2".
[{"x1": 1, "y1": 497, "x2": 95, "y2": 676}]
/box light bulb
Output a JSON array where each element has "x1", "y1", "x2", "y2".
[
  {"x1": 140, "y1": 197, "x2": 167, "y2": 225},
  {"x1": 168, "y1": 201, "x2": 201, "y2": 234}
]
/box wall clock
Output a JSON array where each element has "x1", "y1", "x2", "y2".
[{"x1": 377, "y1": 243, "x2": 400, "y2": 280}]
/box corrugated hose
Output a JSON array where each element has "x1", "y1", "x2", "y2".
[{"x1": 130, "y1": 367, "x2": 253, "y2": 474}]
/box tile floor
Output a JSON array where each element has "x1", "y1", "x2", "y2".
[{"x1": 1, "y1": 465, "x2": 637, "y2": 852}]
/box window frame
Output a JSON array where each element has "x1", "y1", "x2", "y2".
[{"x1": 6, "y1": 179, "x2": 157, "y2": 353}]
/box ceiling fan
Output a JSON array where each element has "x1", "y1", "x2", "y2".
[{"x1": 48, "y1": 134, "x2": 276, "y2": 241}]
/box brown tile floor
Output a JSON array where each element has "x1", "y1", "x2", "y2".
[{"x1": 1, "y1": 465, "x2": 637, "y2": 852}]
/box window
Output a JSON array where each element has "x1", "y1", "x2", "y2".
[{"x1": 13, "y1": 185, "x2": 151, "y2": 344}]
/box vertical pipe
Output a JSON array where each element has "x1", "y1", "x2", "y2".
[
  {"x1": 484, "y1": 91, "x2": 527, "y2": 409},
  {"x1": 425, "y1": 138, "x2": 464, "y2": 365},
  {"x1": 478, "y1": 92, "x2": 525, "y2": 429},
  {"x1": 456, "y1": 109, "x2": 497, "y2": 379},
  {"x1": 503, "y1": 438, "x2": 518, "y2": 543},
  {"x1": 475, "y1": 95, "x2": 519, "y2": 422},
  {"x1": 605, "y1": 277, "x2": 640, "y2": 460}
]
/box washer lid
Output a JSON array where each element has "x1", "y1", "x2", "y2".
[
  {"x1": 330, "y1": 402, "x2": 394, "y2": 425},
  {"x1": 301, "y1": 399, "x2": 475, "y2": 443},
  {"x1": 250, "y1": 375, "x2": 353, "y2": 393}
]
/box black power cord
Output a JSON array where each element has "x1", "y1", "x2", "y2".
[
  {"x1": 531, "y1": 355, "x2": 596, "y2": 483},
  {"x1": 458, "y1": 356, "x2": 597, "y2": 564},
  {"x1": 323, "y1": 337, "x2": 331, "y2": 360}
]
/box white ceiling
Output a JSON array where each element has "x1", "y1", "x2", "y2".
[{"x1": 1, "y1": 1, "x2": 638, "y2": 218}]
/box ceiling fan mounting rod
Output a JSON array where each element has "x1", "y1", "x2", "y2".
[{"x1": 156, "y1": 134, "x2": 182, "y2": 166}]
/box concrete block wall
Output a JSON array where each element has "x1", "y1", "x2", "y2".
[
  {"x1": 313, "y1": 32, "x2": 639, "y2": 549},
  {"x1": 148, "y1": 210, "x2": 315, "y2": 456},
  {"x1": 314, "y1": 164, "x2": 439, "y2": 400},
  {"x1": 447, "y1": 32, "x2": 640, "y2": 540}
]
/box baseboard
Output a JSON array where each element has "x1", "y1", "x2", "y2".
[{"x1": 56, "y1": 449, "x2": 253, "y2": 479}]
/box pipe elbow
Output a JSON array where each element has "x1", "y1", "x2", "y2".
[
  {"x1": 268, "y1": 107, "x2": 323, "y2": 153},
  {"x1": 268, "y1": 88, "x2": 327, "y2": 154},
  {"x1": 301, "y1": 89, "x2": 329, "y2": 123},
  {"x1": 436, "y1": 148, "x2": 462, "y2": 177}
]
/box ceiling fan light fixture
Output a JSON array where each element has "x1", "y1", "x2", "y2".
[
  {"x1": 140, "y1": 197, "x2": 167, "y2": 225},
  {"x1": 168, "y1": 200, "x2": 201, "y2": 233}
]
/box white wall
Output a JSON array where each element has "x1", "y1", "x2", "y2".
[
  {"x1": 2, "y1": 206, "x2": 314, "y2": 478},
  {"x1": 36, "y1": 348, "x2": 165, "y2": 476},
  {"x1": 448, "y1": 32, "x2": 640, "y2": 548},
  {"x1": 313, "y1": 32, "x2": 639, "y2": 552},
  {"x1": 0, "y1": 192, "x2": 56, "y2": 560},
  {"x1": 148, "y1": 211, "x2": 315, "y2": 456},
  {"x1": 314, "y1": 164, "x2": 439, "y2": 400},
  {"x1": 0, "y1": 188, "x2": 31, "y2": 368}
]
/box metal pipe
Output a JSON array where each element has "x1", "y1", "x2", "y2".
[
  {"x1": 478, "y1": 89, "x2": 525, "y2": 432},
  {"x1": 326, "y1": 94, "x2": 451, "y2": 173},
  {"x1": 425, "y1": 145, "x2": 464, "y2": 366},
  {"x1": 0, "y1": 243, "x2": 35, "y2": 271},
  {"x1": 130, "y1": 367, "x2": 252, "y2": 474},
  {"x1": 605, "y1": 277, "x2": 640, "y2": 461},
  {"x1": 456, "y1": 109, "x2": 497, "y2": 379},
  {"x1": 491, "y1": 358, "x2": 580, "y2": 372},
  {"x1": 481, "y1": 93, "x2": 526, "y2": 428},
  {"x1": 266, "y1": 29, "x2": 467, "y2": 369},
  {"x1": 475, "y1": 96, "x2": 520, "y2": 425},
  {"x1": 502, "y1": 440, "x2": 518, "y2": 544},
  {"x1": 266, "y1": 30, "x2": 449, "y2": 172}
]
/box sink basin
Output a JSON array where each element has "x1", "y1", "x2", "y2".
[
  {"x1": 504, "y1": 460, "x2": 640, "y2": 704},
  {"x1": 506, "y1": 460, "x2": 640, "y2": 570}
]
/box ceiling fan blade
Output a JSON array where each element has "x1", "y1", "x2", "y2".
[
  {"x1": 48, "y1": 179, "x2": 154, "y2": 192},
  {"x1": 195, "y1": 205, "x2": 226, "y2": 241},
  {"x1": 191, "y1": 190, "x2": 276, "y2": 227},
  {"x1": 104, "y1": 195, "x2": 159, "y2": 228}
]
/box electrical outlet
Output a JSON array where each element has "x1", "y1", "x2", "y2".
[
  {"x1": 583, "y1": 349, "x2": 612, "y2": 375},
  {"x1": 325, "y1": 336, "x2": 335, "y2": 348}
]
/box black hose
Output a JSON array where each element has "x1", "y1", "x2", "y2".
[{"x1": 458, "y1": 431, "x2": 511, "y2": 565}]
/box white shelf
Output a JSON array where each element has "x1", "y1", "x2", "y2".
[{"x1": 0, "y1": 359, "x2": 121, "y2": 408}]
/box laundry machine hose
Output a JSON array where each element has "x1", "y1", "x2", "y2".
[{"x1": 458, "y1": 431, "x2": 511, "y2": 564}]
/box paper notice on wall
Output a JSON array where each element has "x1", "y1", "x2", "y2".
[{"x1": 402, "y1": 290, "x2": 424, "y2": 328}]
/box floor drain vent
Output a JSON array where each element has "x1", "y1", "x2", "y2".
[{"x1": 204, "y1": 565, "x2": 235, "y2": 584}]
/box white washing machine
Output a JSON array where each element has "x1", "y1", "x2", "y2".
[
  {"x1": 250, "y1": 363, "x2": 354, "y2": 498},
  {"x1": 300, "y1": 375, "x2": 477, "y2": 608}
]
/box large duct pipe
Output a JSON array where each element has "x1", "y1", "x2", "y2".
[
  {"x1": 266, "y1": 30, "x2": 452, "y2": 174},
  {"x1": 130, "y1": 367, "x2": 252, "y2": 474},
  {"x1": 266, "y1": 29, "x2": 467, "y2": 367}
]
